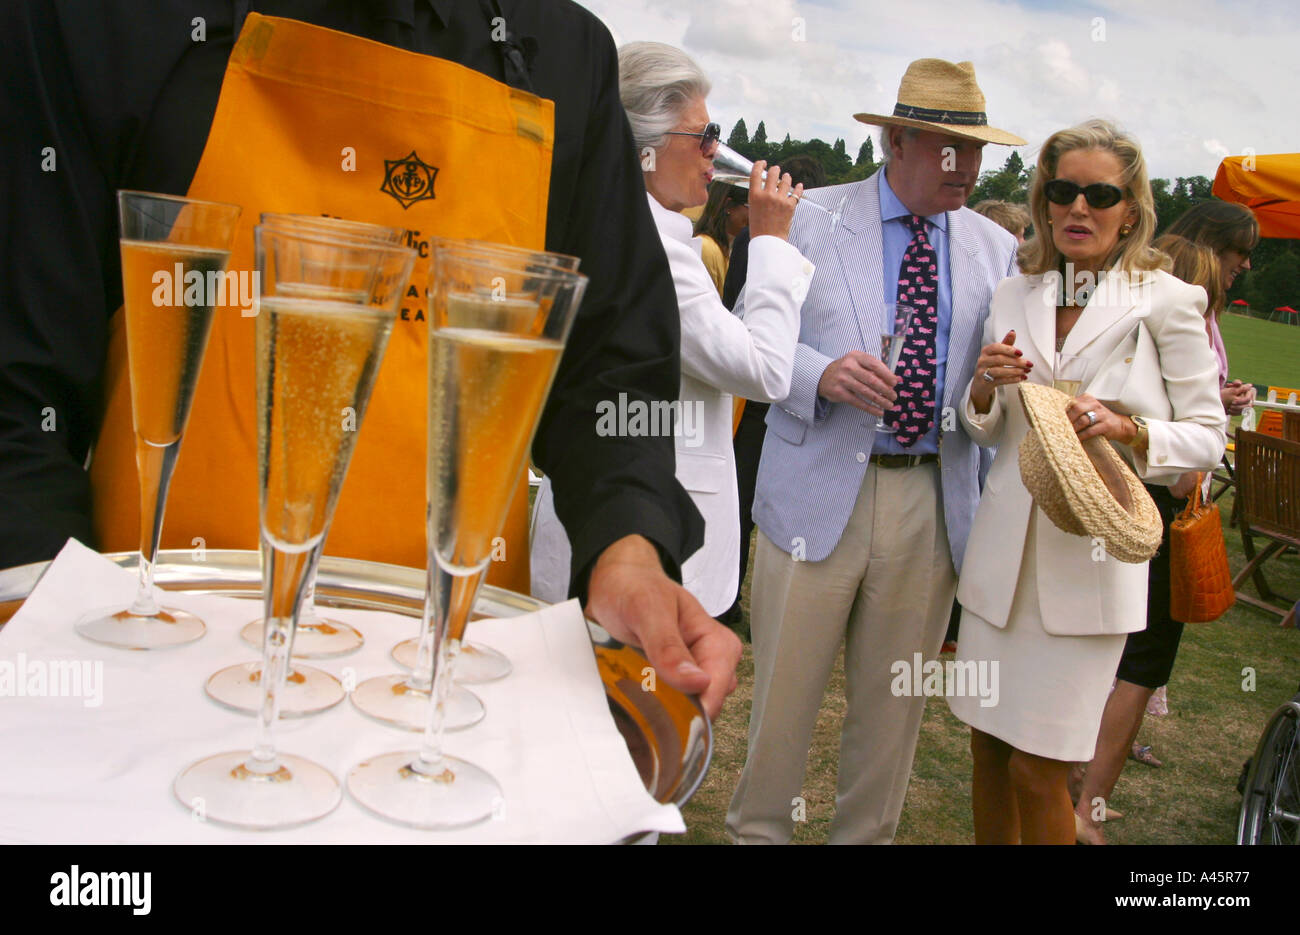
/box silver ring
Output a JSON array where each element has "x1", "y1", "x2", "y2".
[
  {"x1": 1085, "y1": 410, "x2": 1097, "y2": 425},
  {"x1": 981, "y1": 371, "x2": 995, "y2": 383}
]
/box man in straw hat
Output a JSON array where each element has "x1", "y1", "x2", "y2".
[{"x1": 728, "y1": 59, "x2": 1025, "y2": 843}]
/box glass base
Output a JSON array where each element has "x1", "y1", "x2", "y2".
[
  {"x1": 350, "y1": 673, "x2": 484, "y2": 732},
  {"x1": 241, "y1": 614, "x2": 363, "y2": 659},
  {"x1": 175, "y1": 750, "x2": 340, "y2": 830},
  {"x1": 346, "y1": 751, "x2": 501, "y2": 830},
  {"x1": 391, "y1": 639, "x2": 511, "y2": 683},
  {"x1": 206, "y1": 661, "x2": 345, "y2": 717},
  {"x1": 75, "y1": 604, "x2": 205, "y2": 650}
]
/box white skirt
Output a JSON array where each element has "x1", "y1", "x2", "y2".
[{"x1": 947, "y1": 515, "x2": 1127, "y2": 762}]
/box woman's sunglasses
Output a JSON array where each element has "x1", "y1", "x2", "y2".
[
  {"x1": 1044, "y1": 179, "x2": 1125, "y2": 209},
  {"x1": 666, "y1": 122, "x2": 722, "y2": 154}
]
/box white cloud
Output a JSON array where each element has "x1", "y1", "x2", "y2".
[
  {"x1": 681, "y1": 0, "x2": 804, "y2": 59},
  {"x1": 1203, "y1": 138, "x2": 1231, "y2": 161},
  {"x1": 575, "y1": 0, "x2": 1300, "y2": 179}
]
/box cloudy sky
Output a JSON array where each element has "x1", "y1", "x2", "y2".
[{"x1": 576, "y1": 0, "x2": 1296, "y2": 181}]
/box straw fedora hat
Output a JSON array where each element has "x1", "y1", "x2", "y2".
[
  {"x1": 1017, "y1": 382, "x2": 1162, "y2": 563},
  {"x1": 855, "y1": 58, "x2": 1026, "y2": 146}
]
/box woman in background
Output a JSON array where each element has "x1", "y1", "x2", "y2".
[
  {"x1": 1168, "y1": 201, "x2": 1261, "y2": 416},
  {"x1": 694, "y1": 181, "x2": 749, "y2": 296}
]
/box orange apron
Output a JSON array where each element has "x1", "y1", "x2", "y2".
[{"x1": 91, "y1": 13, "x2": 553, "y2": 592}]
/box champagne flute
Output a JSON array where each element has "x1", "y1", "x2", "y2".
[
  {"x1": 205, "y1": 222, "x2": 414, "y2": 719},
  {"x1": 237, "y1": 213, "x2": 406, "y2": 659},
  {"x1": 347, "y1": 245, "x2": 587, "y2": 828},
  {"x1": 75, "y1": 191, "x2": 241, "y2": 650},
  {"x1": 387, "y1": 238, "x2": 582, "y2": 686},
  {"x1": 175, "y1": 227, "x2": 416, "y2": 828},
  {"x1": 875, "y1": 303, "x2": 917, "y2": 433},
  {"x1": 352, "y1": 239, "x2": 581, "y2": 729},
  {"x1": 712, "y1": 141, "x2": 846, "y2": 227}
]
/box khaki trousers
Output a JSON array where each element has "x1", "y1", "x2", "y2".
[{"x1": 727, "y1": 462, "x2": 957, "y2": 844}]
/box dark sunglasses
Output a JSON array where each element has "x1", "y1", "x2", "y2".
[
  {"x1": 666, "y1": 122, "x2": 721, "y2": 154},
  {"x1": 1044, "y1": 179, "x2": 1125, "y2": 209}
]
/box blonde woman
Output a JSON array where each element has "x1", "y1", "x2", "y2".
[{"x1": 949, "y1": 120, "x2": 1226, "y2": 844}]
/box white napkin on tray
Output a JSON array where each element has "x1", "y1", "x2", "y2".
[{"x1": 0, "y1": 539, "x2": 685, "y2": 843}]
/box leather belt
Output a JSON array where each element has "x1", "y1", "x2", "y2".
[{"x1": 869, "y1": 453, "x2": 939, "y2": 469}]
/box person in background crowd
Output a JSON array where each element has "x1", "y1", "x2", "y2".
[
  {"x1": 727, "y1": 59, "x2": 1023, "y2": 844},
  {"x1": 1167, "y1": 201, "x2": 1261, "y2": 416},
  {"x1": 718, "y1": 153, "x2": 826, "y2": 634},
  {"x1": 1073, "y1": 225, "x2": 1255, "y2": 844},
  {"x1": 694, "y1": 182, "x2": 749, "y2": 296},
  {"x1": 951, "y1": 119, "x2": 1225, "y2": 845},
  {"x1": 532, "y1": 41, "x2": 814, "y2": 619},
  {"x1": 2, "y1": 0, "x2": 741, "y2": 718},
  {"x1": 973, "y1": 199, "x2": 1031, "y2": 243}
]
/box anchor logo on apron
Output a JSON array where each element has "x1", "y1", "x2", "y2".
[{"x1": 381, "y1": 151, "x2": 439, "y2": 209}]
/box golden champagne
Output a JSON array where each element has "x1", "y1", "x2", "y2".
[
  {"x1": 427, "y1": 311, "x2": 562, "y2": 640},
  {"x1": 256, "y1": 295, "x2": 394, "y2": 551},
  {"x1": 119, "y1": 240, "x2": 230, "y2": 445}
]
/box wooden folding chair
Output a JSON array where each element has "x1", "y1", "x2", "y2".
[
  {"x1": 1284, "y1": 410, "x2": 1300, "y2": 443},
  {"x1": 1233, "y1": 428, "x2": 1300, "y2": 621}
]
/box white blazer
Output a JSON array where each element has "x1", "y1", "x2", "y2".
[
  {"x1": 530, "y1": 192, "x2": 815, "y2": 614},
  {"x1": 957, "y1": 268, "x2": 1226, "y2": 636}
]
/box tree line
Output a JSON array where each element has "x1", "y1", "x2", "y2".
[{"x1": 725, "y1": 119, "x2": 1298, "y2": 315}]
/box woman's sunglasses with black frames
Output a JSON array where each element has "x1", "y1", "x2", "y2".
[
  {"x1": 1044, "y1": 179, "x2": 1125, "y2": 210},
  {"x1": 665, "y1": 122, "x2": 722, "y2": 154}
]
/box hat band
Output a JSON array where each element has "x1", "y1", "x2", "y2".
[{"x1": 892, "y1": 103, "x2": 988, "y2": 127}]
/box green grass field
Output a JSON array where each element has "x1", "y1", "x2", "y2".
[
  {"x1": 1219, "y1": 312, "x2": 1300, "y2": 391},
  {"x1": 666, "y1": 313, "x2": 1300, "y2": 845}
]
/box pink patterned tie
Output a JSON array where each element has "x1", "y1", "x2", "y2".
[{"x1": 892, "y1": 214, "x2": 938, "y2": 447}]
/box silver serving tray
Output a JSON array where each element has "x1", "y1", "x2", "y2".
[{"x1": 0, "y1": 550, "x2": 712, "y2": 820}]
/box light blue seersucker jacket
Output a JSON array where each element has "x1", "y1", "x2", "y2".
[{"x1": 744, "y1": 170, "x2": 1018, "y2": 573}]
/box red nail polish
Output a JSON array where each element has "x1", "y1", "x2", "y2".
[{"x1": 1014, "y1": 350, "x2": 1023, "y2": 357}]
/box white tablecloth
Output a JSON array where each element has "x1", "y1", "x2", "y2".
[{"x1": 0, "y1": 539, "x2": 684, "y2": 843}]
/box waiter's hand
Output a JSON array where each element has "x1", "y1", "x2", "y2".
[{"x1": 585, "y1": 534, "x2": 741, "y2": 720}]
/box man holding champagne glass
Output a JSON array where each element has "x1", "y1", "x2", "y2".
[{"x1": 2, "y1": 1, "x2": 740, "y2": 717}]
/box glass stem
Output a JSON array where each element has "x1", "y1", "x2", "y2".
[
  {"x1": 297, "y1": 526, "x2": 332, "y2": 629},
  {"x1": 412, "y1": 560, "x2": 482, "y2": 775},
  {"x1": 129, "y1": 437, "x2": 180, "y2": 617},
  {"x1": 409, "y1": 567, "x2": 438, "y2": 692},
  {"x1": 249, "y1": 537, "x2": 312, "y2": 773}
]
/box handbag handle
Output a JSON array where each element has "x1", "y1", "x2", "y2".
[{"x1": 1179, "y1": 472, "x2": 1205, "y2": 519}]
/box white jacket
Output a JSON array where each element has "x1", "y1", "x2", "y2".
[
  {"x1": 530, "y1": 192, "x2": 815, "y2": 614},
  {"x1": 958, "y1": 268, "x2": 1226, "y2": 636}
]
